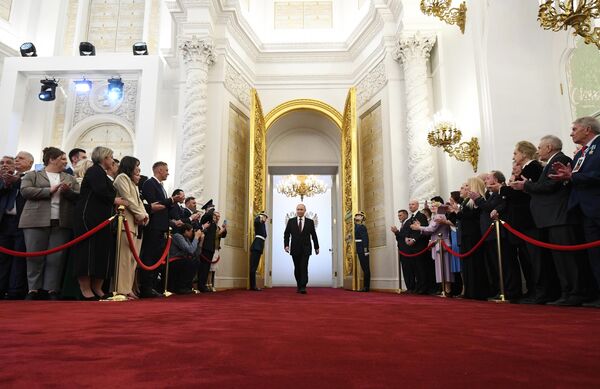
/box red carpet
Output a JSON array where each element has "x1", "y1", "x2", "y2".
[{"x1": 1, "y1": 288, "x2": 599, "y2": 388}]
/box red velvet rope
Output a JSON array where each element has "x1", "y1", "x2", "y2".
[
  {"x1": 501, "y1": 221, "x2": 600, "y2": 251},
  {"x1": 199, "y1": 253, "x2": 221, "y2": 264},
  {"x1": 123, "y1": 219, "x2": 172, "y2": 271},
  {"x1": 0, "y1": 217, "x2": 115, "y2": 257},
  {"x1": 398, "y1": 242, "x2": 436, "y2": 258},
  {"x1": 440, "y1": 225, "x2": 494, "y2": 258}
]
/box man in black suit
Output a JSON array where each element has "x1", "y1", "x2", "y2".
[
  {"x1": 391, "y1": 209, "x2": 415, "y2": 292},
  {"x1": 182, "y1": 196, "x2": 202, "y2": 230},
  {"x1": 403, "y1": 200, "x2": 431, "y2": 294},
  {"x1": 549, "y1": 117, "x2": 600, "y2": 307},
  {"x1": 139, "y1": 161, "x2": 184, "y2": 298},
  {"x1": 284, "y1": 203, "x2": 319, "y2": 294},
  {"x1": 512, "y1": 135, "x2": 587, "y2": 306},
  {"x1": 249, "y1": 211, "x2": 269, "y2": 291},
  {"x1": 65, "y1": 148, "x2": 86, "y2": 175},
  {"x1": 197, "y1": 199, "x2": 217, "y2": 292}
]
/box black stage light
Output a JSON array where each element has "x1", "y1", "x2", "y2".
[
  {"x1": 107, "y1": 77, "x2": 124, "y2": 101},
  {"x1": 132, "y1": 42, "x2": 148, "y2": 55},
  {"x1": 39, "y1": 79, "x2": 58, "y2": 101},
  {"x1": 20, "y1": 42, "x2": 37, "y2": 57},
  {"x1": 79, "y1": 41, "x2": 96, "y2": 56}
]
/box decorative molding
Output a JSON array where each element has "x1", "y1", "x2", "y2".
[
  {"x1": 72, "y1": 79, "x2": 138, "y2": 130},
  {"x1": 179, "y1": 36, "x2": 216, "y2": 67},
  {"x1": 393, "y1": 32, "x2": 437, "y2": 64},
  {"x1": 356, "y1": 61, "x2": 387, "y2": 107},
  {"x1": 224, "y1": 62, "x2": 251, "y2": 107}
]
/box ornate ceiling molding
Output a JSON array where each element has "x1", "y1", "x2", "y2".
[
  {"x1": 224, "y1": 62, "x2": 251, "y2": 107},
  {"x1": 356, "y1": 61, "x2": 387, "y2": 107}
]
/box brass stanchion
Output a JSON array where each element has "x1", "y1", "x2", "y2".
[
  {"x1": 492, "y1": 220, "x2": 507, "y2": 303},
  {"x1": 163, "y1": 227, "x2": 173, "y2": 297},
  {"x1": 438, "y1": 233, "x2": 447, "y2": 298},
  {"x1": 107, "y1": 205, "x2": 127, "y2": 302}
]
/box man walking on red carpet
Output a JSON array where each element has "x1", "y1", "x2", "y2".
[{"x1": 284, "y1": 203, "x2": 319, "y2": 294}]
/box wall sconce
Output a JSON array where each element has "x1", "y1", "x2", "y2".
[
  {"x1": 538, "y1": 1, "x2": 600, "y2": 49},
  {"x1": 420, "y1": 0, "x2": 467, "y2": 34},
  {"x1": 427, "y1": 114, "x2": 479, "y2": 172}
]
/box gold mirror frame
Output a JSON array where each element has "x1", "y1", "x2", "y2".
[{"x1": 248, "y1": 89, "x2": 359, "y2": 290}]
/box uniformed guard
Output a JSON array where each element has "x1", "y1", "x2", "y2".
[
  {"x1": 249, "y1": 211, "x2": 269, "y2": 291},
  {"x1": 355, "y1": 211, "x2": 370, "y2": 292}
]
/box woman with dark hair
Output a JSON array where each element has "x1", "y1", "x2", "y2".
[
  {"x1": 19, "y1": 147, "x2": 79, "y2": 300},
  {"x1": 113, "y1": 156, "x2": 148, "y2": 299},
  {"x1": 73, "y1": 146, "x2": 126, "y2": 300}
]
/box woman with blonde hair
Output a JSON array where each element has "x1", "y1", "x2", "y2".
[
  {"x1": 73, "y1": 159, "x2": 93, "y2": 184},
  {"x1": 455, "y1": 177, "x2": 488, "y2": 299}
]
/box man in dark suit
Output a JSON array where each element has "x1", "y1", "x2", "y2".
[
  {"x1": 354, "y1": 211, "x2": 370, "y2": 292},
  {"x1": 249, "y1": 211, "x2": 268, "y2": 291},
  {"x1": 182, "y1": 196, "x2": 202, "y2": 230},
  {"x1": 139, "y1": 161, "x2": 184, "y2": 298},
  {"x1": 64, "y1": 148, "x2": 86, "y2": 175},
  {"x1": 512, "y1": 135, "x2": 587, "y2": 306},
  {"x1": 284, "y1": 203, "x2": 319, "y2": 294},
  {"x1": 0, "y1": 152, "x2": 34, "y2": 299},
  {"x1": 550, "y1": 117, "x2": 600, "y2": 307},
  {"x1": 403, "y1": 200, "x2": 431, "y2": 294},
  {"x1": 391, "y1": 209, "x2": 415, "y2": 292}
]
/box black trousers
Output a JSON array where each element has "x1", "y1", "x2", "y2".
[
  {"x1": 0, "y1": 215, "x2": 27, "y2": 298},
  {"x1": 484, "y1": 239, "x2": 521, "y2": 298},
  {"x1": 249, "y1": 250, "x2": 262, "y2": 289},
  {"x1": 198, "y1": 249, "x2": 213, "y2": 291},
  {"x1": 138, "y1": 229, "x2": 166, "y2": 294},
  {"x1": 399, "y1": 253, "x2": 416, "y2": 291},
  {"x1": 583, "y1": 217, "x2": 600, "y2": 294},
  {"x1": 168, "y1": 258, "x2": 197, "y2": 291},
  {"x1": 414, "y1": 252, "x2": 433, "y2": 293},
  {"x1": 357, "y1": 252, "x2": 370, "y2": 289},
  {"x1": 547, "y1": 225, "x2": 586, "y2": 299},
  {"x1": 528, "y1": 228, "x2": 560, "y2": 300},
  {"x1": 292, "y1": 254, "x2": 310, "y2": 289}
]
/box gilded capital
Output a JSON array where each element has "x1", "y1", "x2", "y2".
[
  {"x1": 394, "y1": 32, "x2": 437, "y2": 64},
  {"x1": 179, "y1": 36, "x2": 216, "y2": 67}
]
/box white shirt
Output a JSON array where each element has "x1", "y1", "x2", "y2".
[{"x1": 46, "y1": 172, "x2": 61, "y2": 220}]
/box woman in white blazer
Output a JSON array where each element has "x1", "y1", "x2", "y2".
[{"x1": 113, "y1": 156, "x2": 148, "y2": 299}]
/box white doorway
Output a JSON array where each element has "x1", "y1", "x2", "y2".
[{"x1": 271, "y1": 175, "x2": 333, "y2": 287}]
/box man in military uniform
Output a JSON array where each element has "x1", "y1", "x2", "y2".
[
  {"x1": 198, "y1": 199, "x2": 216, "y2": 292},
  {"x1": 355, "y1": 211, "x2": 370, "y2": 292},
  {"x1": 249, "y1": 211, "x2": 269, "y2": 291}
]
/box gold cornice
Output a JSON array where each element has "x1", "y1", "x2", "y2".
[{"x1": 264, "y1": 99, "x2": 343, "y2": 130}]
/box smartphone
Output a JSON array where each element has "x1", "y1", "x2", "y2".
[{"x1": 223, "y1": 219, "x2": 228, "y2": 226}]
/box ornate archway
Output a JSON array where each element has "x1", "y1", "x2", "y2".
[{"x1": 248, "y1": 90, "x2": 360, "y2": 290}]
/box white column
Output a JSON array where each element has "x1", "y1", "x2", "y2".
[
  {"x1": 178, "y1": 36, "x2": 215, "y2": 196},
  {"x1": 394, "y1": 32, "x2": 437, "y2": 201}
]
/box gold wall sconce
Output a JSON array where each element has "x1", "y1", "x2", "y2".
[
  {"x1": 538, "y1": 0, "x2": 600, "y2": 49},
  {"x1": 427, "y1": 118, "x2": 479, "y2": 172},
  {"x1": 420, "y1": 0, "x2": 467, "y2": 34}
]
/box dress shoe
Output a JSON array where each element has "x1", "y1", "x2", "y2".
[
  {"x1": 299, "y1": 288, "x2": 307, "y2": 294},
  {"x1": 175, "y1": 288, "x2": 194, "y2": 295},
  {"x1": 140, "y1": 289, "x2": 163, "y2": 298},
  {"x1": 78, "y1": 294, "x2": 99, "y2": 301},
  {"x1": 548, "y1": 297, "x2": 582, "y2": 307},
  {"x1": 582, "y1": 298, "x2": 600, "y2": 308},
  {"x1": 250, "y1": 287, "x2": 262, "y2": 291},
  {"x1": 47, "y1": 291, "x2": 61, "y2": 301},
  {"x1": 358, "y1": 288, "x2": 369, "y2": 292},
  {"x1": 25, "y1": 291, "x2": 39, "y2": 301},
  {"x1": 199, "y1": 288, "x2": 212, "y2": 293}
]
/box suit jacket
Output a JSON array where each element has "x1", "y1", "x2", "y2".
[
  {"x1": 569, "y1": 135, "x2": 600, "y2": 219},
  {"x1": 525, "y1": 152, "x2": 578, "y2": 228},
  {"x1": 284, "y1": 216, "x2": 319, "y2": 257},
  {"x1": 474, "y1": 191, "x2": 505, "y2": 240},
  {"x1": 141, "y1": 176, "x2": 174, "y2": 231},
  {"x1": 499, "y1": 160, "x2": 543, "y2": 233},
  {"x1": 251, "y1": 216, "x2": 268, "y2": 253},
  {"x1": 113, "y1": 173, "x2": 148, "y2": 236},
  {"x1": 18, "y1": 170, "x2": 80, "y2": 229},
  {"x1": 405, "y1": 211, "x2": 429, "y2": 251},
  {"x1": 0, "y1": 174, "x2": 27, "y2": 224},
  {"x1": 181, "y1": 207, "x2": 201, "y2": 230}
]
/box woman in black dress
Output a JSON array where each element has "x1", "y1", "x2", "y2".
[{"x1": 73, "y1": 146, "x2": 126, "y2": 300}]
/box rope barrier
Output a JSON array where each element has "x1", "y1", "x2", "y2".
[
  {"x1": 501, "y1": 221, "x2": 600, "y2": 251},
  {"x1": 398, "y1": 242, "x2": 436, "y2": 258},
  {"x1": 440, "y1": 225, "x2": 494, "y2": 258},
  {"x1": 0, "y1": 216, "x2": 115, "y2": 257},
  {"x1": 199, "y1": 253, "x2": 221, "y2": 264},
  {"x1": 123, "y1": 219, "x2": 172, "y2": 271}
]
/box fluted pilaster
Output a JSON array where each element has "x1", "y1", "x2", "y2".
[
  {"x1": 394, "y1": 32, "x2": 437, "y2": 202},
  {"x1": 178, "y1": 36, "x2": 216, "y2": 196}
]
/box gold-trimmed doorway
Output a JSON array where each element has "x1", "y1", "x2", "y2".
[{"x1": 248, "y1": 89, "x2": 360, "y2": 290}]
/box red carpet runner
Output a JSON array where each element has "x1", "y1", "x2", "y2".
[{"x1": 1, "y1": 288, "x2": 599, "y2": 388}]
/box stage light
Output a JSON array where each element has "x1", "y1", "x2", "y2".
[
  {"x1": 20, "y1": 42, "x2": 37, "y2": 57},
  {"x1": 132, "y1": 42, "x2": 148, "y2": 55},
  {"x1": 38, "y1": 79, "x2": 58, "y2": 101},
  {"x1": 107, "y1": 77, "x2": 124, "y2": 101},
  {"x1": 79, "y1": 42, "x2": 96, "y2": 56},
  {"x1": 74, "y1": 79, "x2": 92, "y2": 93}
]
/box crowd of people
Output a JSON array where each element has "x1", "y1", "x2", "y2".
[
  {"x1": 1, "y1": 115, "x2": 599, "y2": 306},
  {"x1": 392, "y1": 116, "x2": 600, "y2": 307},
  {"x1": 0, "y1": 146, "x2": 227, "y2": 301}
]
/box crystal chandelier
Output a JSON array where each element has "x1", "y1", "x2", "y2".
[
  {"x1": 420, "y1": 0, "x2": 467, "y2": 34},
  {"x1": 538, "y1": 0, "x2": 600, "y2": 49},
  {"x1": 427, "y1": 113, "x2": 479, "y2": 172},
  {"x1": 276, "y1": 175, "x2": 328, "y2": 201}
]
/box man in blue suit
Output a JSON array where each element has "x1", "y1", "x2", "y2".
[{"x1": 550, "y1": 116, "x2": 600, "y2": 307}]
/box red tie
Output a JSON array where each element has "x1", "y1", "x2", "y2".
[
  {"x1": 581, "y1": 145, "x2": 588, "y2": 155},
  {"x1": 298, "y1": 218, "x2": 303, "y2": 232}
]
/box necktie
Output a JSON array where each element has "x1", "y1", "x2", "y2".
[
  {"x1": 581, "y1": 145, "x2": 588, "y2": 156},
  {"x1": 6, "y1": 187, "x2": 17, "y2": 212},
  {"x1": 298, "y1": 218, "x2": 303, "y2": 232}
]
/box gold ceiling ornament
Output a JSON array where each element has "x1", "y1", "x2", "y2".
[
  {"x1": 538, "y1": 0, "x2": 600, "y2": 49},
  {"x1": 427, "y1": 115, "x2": 479, "y2": 172},
  {"x1": 276, "y1": 175, "x2": 328, "y2": 201},
  {"x1": 420, "y1": 0, "x2": 467, "y2": 34}
]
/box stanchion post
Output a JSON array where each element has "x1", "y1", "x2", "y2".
[
  {"x1": 438, "y1": 233, "x2": 447, "y2": 298},
  {"x1": 108, "y1": 206, "x2": 127, "y2": 302},
  {"x1": 493, "y1": 220, "x2": 507, "y2": 303},
  {"x1": 163, "y1": 227, "x2": 173, "y2": 297}
]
